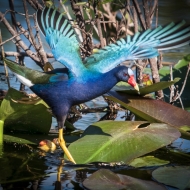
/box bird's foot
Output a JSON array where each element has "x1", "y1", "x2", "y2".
[{"x1": 58, "y1": 128, "x2": 76, "y2": 164}]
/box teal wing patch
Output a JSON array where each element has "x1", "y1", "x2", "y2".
[
  {"x1": 85, "y1": 21, "x2": 190, "y2": 73},
  {"x1": 37, "y1": 7, "x2": 86, "y2": 77}
]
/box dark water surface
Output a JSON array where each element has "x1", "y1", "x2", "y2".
[{"x1": 0, "y1": 1, "x2": 190, "y2": 189}]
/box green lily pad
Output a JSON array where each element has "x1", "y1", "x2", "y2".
[
  {"x1": 4, "y1": 134, "x2": 35, "y2": 144},
  {"x1": 66, "y1": 121, "x2": 180, "y2": 164},
  {"x1": 107, "y1": 91, "x2": 190, "y2": 128},
  {"x1": 152, "y1": 166, "x2": 190, "y2": 190},
  {"x1": 3, "y1": 132, "x2": 80, "y2": 145},
  {"x1": 83, "y1": 169, "x2": 166, "y2": 190},
  {"x1": 0, "y1": 88, "x2": 52, "y2": 134},
  {"x1": 114, "y1": 78, "x2": 180, "y2": 96},
  {"x1": 129, "y1": 156, "x2": 169, "y2": 168}
]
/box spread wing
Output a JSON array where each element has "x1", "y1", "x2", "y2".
[
  {"x1": 36, "y1": 7, "x2": 86, "y2": 77},
  {"x1": 85, "y1": 21, "x2": 190, "y2": 73}
]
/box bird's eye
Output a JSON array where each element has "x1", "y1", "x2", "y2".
[{"x1": 123, "y1": 73, "x2": 127, "y2": 77}]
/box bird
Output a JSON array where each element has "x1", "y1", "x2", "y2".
[
  {"x1": 38, "y1": 139, "x2": 57, "y2": 152},
  {"x1": 4, "y1": 7, "x2": 190, "y2": 164}
]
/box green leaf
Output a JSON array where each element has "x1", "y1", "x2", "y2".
[
  {"x1": 83, "y1": 169, "x2": 166, "y2": 190},
  {"x1": 174, "y1": 54, "x2": 190, "y2": 70},
  {"x1": 3, "y1": 132, "x2": 80, "y2": 145},
  {"x1": 75, "y1": 2, "x2": 87, "y2": 6},
  {"x1": 4, "y1": 134, "x2": 37, "y2": 145},
  {"x1": 45, "y1": 0, "x2": 53, "y2": 7},
  {"x1": 107, "y1": 91, "x2": 190, "y2": 128},
  {"x1": 66, "y1": 121, "x2": 180, "y2": 164},
  {"x1": 0, "y1": 120, "x2": 3, "y2": 144},
  {"x1": 152, "y1": 166, "x2": 190, "y2": 190},
  {"x1": 129, "y1": 156, "x2": 169, "y2": 168},
  {"x1": 114, "y1": 78, "x2": 180, "y2": 96},
  {"x1": 0, "y1": 88, "x2": 52, "y2": 134},
  {"x1": 101, "y1": 0, "x2": 114, "y2": 4}
]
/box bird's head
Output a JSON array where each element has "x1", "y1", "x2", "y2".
[{"x1": 116, "y1": 66, "x2": 139, "y2": 91}]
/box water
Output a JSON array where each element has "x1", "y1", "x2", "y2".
[{"x1": 0, "y1": 0, "x2": 190, "y2": 189}]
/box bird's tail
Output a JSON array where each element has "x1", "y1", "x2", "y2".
[
  {"x1": 4, "y1": 58, "x2": 26, "y2": 77},
  {"x1": 4, "y1": 58, "x2": 51, "y2": 87}
]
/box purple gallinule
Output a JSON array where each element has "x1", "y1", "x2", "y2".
[{"x1": 4, "y1": 7, "x2": 190, "y2": 163}]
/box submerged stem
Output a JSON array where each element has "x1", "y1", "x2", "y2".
[
  {"x1": 0, "y1": 120, "x2": 4, "y2": 144},
  {"x1": 0, "y1": 120, "x2": 4, "y2": 157}
]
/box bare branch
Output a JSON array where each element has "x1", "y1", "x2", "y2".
[
  {"x1": 132, "y1": 0, "x2": 146, "y2": 30},
  {"x1": 0, "y1": 11, "x2": 40, "y2": 63},
  {"x1": 26, "y1": 0, "x2": 43, "y2": 10},
  {"x1": 0, "y1": 30, "x2": 26, "y2": 46},
  {"x1": 0, "y1": 30, "x2": 10, "y2": 88}
]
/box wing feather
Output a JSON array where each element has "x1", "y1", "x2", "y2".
[
  {"x1": 85, "y1": 21, "x2": 190, "y2": 73},
  {"x1": 36, "y1": 7, "x2": 85, "y2": 77}
]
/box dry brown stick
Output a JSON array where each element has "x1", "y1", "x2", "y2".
[
  {"x1": 23, "y1": 0, "x2": 48, "y2": 66},
  {"x1": 96, "y1": 16, "x2": 105, "y2": 48},
  {"x1": 26, "y1": 0, "x2": 43, "y2": 10},
  {"x1": 149, "y1": 58, "x2": 164, "y2": 100},
  {"x1": 9, "y1": 0, "x2": 25, "y2": 91},
  {"x1": 132, "y1": 0, "x2": 146, "y2": 30},
  {"x1": 2, "y1": 51, "x2": 53, "y2": 58},
  {"x1": 0, "y1": 30, "x2": 10, "y2": 88},
  {"x1": 23, "y1": 0, "x2": 39, "y2": 51},
  {"x1": 9, "y1": 0, "x2": 22, "y2": 53},
  {"x1": 133, "y1": 6, "x2": 138, "y2": 33},
  {"x1": 17, "y1": 22, "x2": 34, "y2": 46},
  {"x1": 70, "y1": 0, "x2": 92, "y2": 57},
  {"x1": 169, "y1": 65, "x2": 174, "y2": 103},
  {"x1": 0, "y1": 30, "x2": 26, "y2": 46},
  {"x1": 33, "y1": 13, "x2": 48, "y2": 65},
  {"x1": 143, "y1": 0, "x2": 151, "y2": 28},
  {"x1": 0, "y1": 11, "x2": 40, "y2": 63},
  {"x1": 150, "y1": 0, "x2": 158, "y2": 19},
  {"x1": 174, "y1": 63, "x2": 190, "y2": 103}
]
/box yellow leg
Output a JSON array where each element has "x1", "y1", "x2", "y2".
[{"x1": 58, "y1": 128, "x2": 76, "y2": 164}]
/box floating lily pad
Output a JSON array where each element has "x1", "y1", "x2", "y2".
[
  {"x1": 107, "y1": 91, "x2": 190, "y2": 128},
  {"x1": 0, "y1": 88, "x2": 52, "y2": 134},
  {"x1": 83, "y1": 169, "x2": 166, "y2": 190},
  {"x1": 152, "y1": 166, "x2": 190, "y2": 190},
  {"x1": 67, "y1": 121, "x2": 180, "y2": 164},
  {"x1": 114, "y1": 78, "x2": 180, "y2": 96},
  {"x1": 129, "y1": 156, "x2": 169, "y2": 168}
]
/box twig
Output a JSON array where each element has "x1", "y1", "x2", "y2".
[
  {"x1": 23, "y1": 0, "x2": 48, "y2": 66},
  {"x1": 59, "y1": 0, "x2": 83, "y2": 43},
  {"x1": 23, "y1": 1, "x2": 38, "y2": 51},
  {"x1": 169, "y1": 65, "x2": 174, "y2": 103},
  {"x1": 26, "y1": 0, "x2": 44, "y2": 10},
  {"x1": 96, "y1": 16, "x2": 105, "y2": 47},
  {"x1": 33, "y1": 13, "x2": 48, "y2": 65},
  {"x1": 9, "y1": 0, "x2": 25, "y2": 91},
  {"x1": 132, "y1": 0, "x2": 146, "y2": 30},
  {"x1": 173, "y1": 63, "x2": 190, "y2": 104},
  {"x1": 0, "y1": 30, "x2": 10, "y2": 88},
  {"x1": 0, "y1": 30, "x2": 26, "y2": 46},
  {"x1": 0, "y1": 11, "x2": 40, "y2": 63},
  {"x1": 1, "y1": 51, "x2": 53, "y2": 58},
  {"x1": 70, "y1": 0, "x2": 93, "y2": 57},
  {"x1": 143, "y1": 0, "x2": 151, "y2": 29}
]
